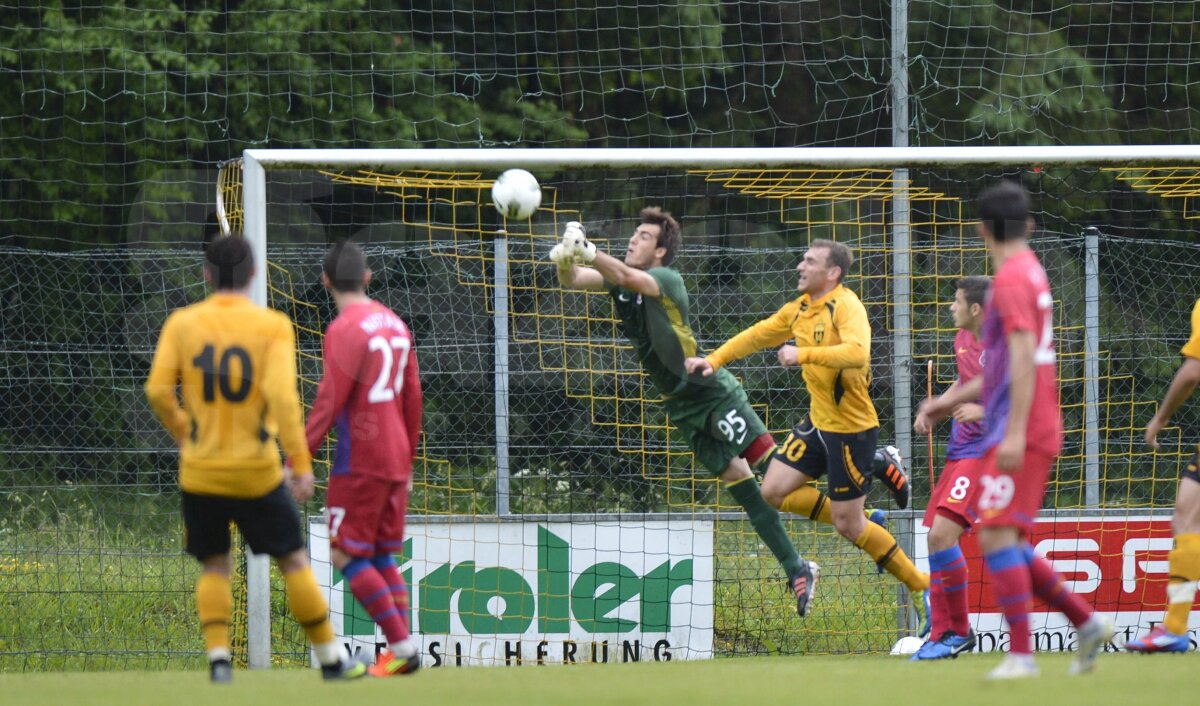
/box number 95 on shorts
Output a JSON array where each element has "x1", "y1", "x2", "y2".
[{"x1": 673, "y1": 392, "x2": 769, "y2": 477}]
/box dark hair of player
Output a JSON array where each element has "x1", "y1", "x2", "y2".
[
  {"x1": 640, "y1": 206, "x2": 682, "y2": 266},
  {"x1": 323, "y1": 240, "x2": 368, "y2": 293},
  {"x1": 977, "y1": 180, "x2": 1032, "y2": 242},
  {"x1": 204, "y1": 235, "x2": 254, "y2": 290},
  {"x1": 956, "y1": 275, "x2": 991, "y2": 309}
]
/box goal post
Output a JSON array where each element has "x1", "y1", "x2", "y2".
[{"x1": 236, "y1": 146, "x2": 1200, "y2": 665}]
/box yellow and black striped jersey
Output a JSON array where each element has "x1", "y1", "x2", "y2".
[
  {"x1": 1183, "y1": 298, "x2": 1200, "y2": 361},
  {"x1": 144, "y1": 293, "x2": 312, "y2": 499},
  {"x1": 706, "y1": 284, "x2": 879, "y2": 433}
]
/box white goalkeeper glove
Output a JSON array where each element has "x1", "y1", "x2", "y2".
[
  {"x1": 549, "y1": 242, "x2": 571, "y2": 265},
  {"x1": 561, "y1": 221, "x2": 597, "y2": 264},
  {"x1": 549, "y1": 221, "x2": 584, "y2": 265}
]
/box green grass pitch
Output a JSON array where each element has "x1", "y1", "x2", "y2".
[{"x1": 0, "y1": 652, "x2": 1187, "y2": 706}]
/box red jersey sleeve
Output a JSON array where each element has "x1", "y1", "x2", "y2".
[
  {"x1": 399, "y1": 340, "x2": 422, "y2": 455},
  {"x1": 953, "y1": 328, "x2": 983, "y2": 383},
  {"x1": 992, "y1": 264, "x2": 1040, "y2": 335},
  {"x1": 305, "y1": 321, "x2": 363, "y2": 456}
]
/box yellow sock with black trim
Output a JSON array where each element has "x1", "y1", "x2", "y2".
[
  {"x1": 780, "y1": 487, "x2": 882, "y2": 527},
  {"x1": 780, "y1": 486, "x2": 832, "y2": 524},
  {"x1": 854, "y1": 521, "x2": 929, "y2": 593},
  {"x1": 1164, "y1": 533, "x2": 1200, "y2": 635},
  {"x1": 196, "y1": 572, "x2": 232, "y2": 657},
  {"x1": 283, "y1": 565, "x2": 336, "y2": 646}
]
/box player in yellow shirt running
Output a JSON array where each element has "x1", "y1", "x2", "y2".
[
  {"x1": 686, "y1": 239, "x2": 929, "y2": 634},
  {"x1": 145, "y1": 235, "x2": 367, "y2": 683}
]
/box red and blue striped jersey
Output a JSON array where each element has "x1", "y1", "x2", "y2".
[
  {"x1": 306, "y1": 300, "x2": 422, "y2": 481},
  {"x1": 980, "y1": 249, "x2": 1063, "y2": 457},
  {"x1": 946, "y1": 327, "x2": 986, "y2": 461}
]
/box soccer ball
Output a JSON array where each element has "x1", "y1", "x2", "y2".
[
  {"x1": 491, "y1": 169, "x2": 542, "y2": 220},
  {"x1": 890, "y1": 636, "x2": 924, "y2": 656}
]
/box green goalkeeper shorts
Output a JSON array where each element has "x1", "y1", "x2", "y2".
[{"x1": 665, "y1": 385, "x2": 771, "y2": 477}]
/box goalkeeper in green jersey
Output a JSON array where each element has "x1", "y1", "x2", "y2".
[{"x1": 551, "y1": 207, "x2": 818, "y2": 616}]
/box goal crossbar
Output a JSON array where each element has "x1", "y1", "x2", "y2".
[{"x1": 244, "y1": 144, "x2": 1200, "y2": 172}]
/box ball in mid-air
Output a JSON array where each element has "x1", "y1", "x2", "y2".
[{"x1": 491, "y1": 169, "x2": 542, "y2": 220}]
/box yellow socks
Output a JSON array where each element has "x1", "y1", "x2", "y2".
[
  {"x1": 854, "y1": 521, "x2": 929, "y2": 593},
  {"x1": 1164, "y1": 533, "x2": 1200, "y2": 634},
  {"x1": 196, "y1": 572, "x2": 232, "y2": 658},
  {"x1": 777, "y1": 486, "x2": 924, "y2": 592},
  {"x1": 780, "y1": 486, "x2": 831, "y2": 523},
  {"x1": 780, "y1": 486, "x2": 883, "y2": 526},
  {"x1": 283, "y1": 565, "x2": 336, "y2": 646}
]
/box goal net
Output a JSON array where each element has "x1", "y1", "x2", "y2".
[
  {"x1": 228, "y1": 149, "x2": 1199, "y2": 664},
  {"x1": 6, "y1": 0, "x2": 1200, "y2": 671}
]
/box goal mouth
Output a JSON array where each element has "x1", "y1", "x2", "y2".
[{"x1": 219, "y1": 149, "x2": 1197, "y2": 661}]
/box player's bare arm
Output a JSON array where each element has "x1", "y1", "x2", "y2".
[
  {"x1": 997, "y1": 329, "x2": 1036, "y2": 471},
  {"x1": 1145, "y1": 356, "x2": 1200, "y2": 449},
  {"x1": 915, "y1": 379, "x2": 957, "y2": 435},
  {"x1": 919, "y1": 375, "x2": 983, "y2": 427},
  {"x1": 283, "y1": 462, "x2": 315, "y2": 502},
  {"x1": 552, "y1": 222, "x2": 605, "y2": 290},
  {"x1": 952, "y1": 402, "x2": 984, "y2": 424},
  {"x1": 589, "y1": 249, "x2": 661, "y2": 297},
  {"x1": 556, "y1": 250, "x2": 660, "y2": 294},
  {"x1": 553, "y1": 222, "x2": 662, "y2": 295},
  {"x1": 555, "y1": 260, "x2": 606, "y2": 291}
]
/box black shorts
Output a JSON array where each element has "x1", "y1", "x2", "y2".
[
  {"x1": 772, "y1": 416, "x2": 879, "y2": 501},
  {"x1": 181, "y1": 482, "x2": 305, "y2": 560},
  {"x1": 1186, "y1": 444, "x2": 1200, "y2": 485}
]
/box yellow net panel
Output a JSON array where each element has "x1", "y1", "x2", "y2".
[
  {"x1": 216, "y1": 159, "x2": 244, "y2": 237},
  {"x1": 1107, "y1": 167, "x2": 1200, "y2": 218}
]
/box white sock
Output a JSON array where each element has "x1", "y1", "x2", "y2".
[
  {"x1": 1167, "y1": 580, "x2": 1198, "y2": 607},
  {"x1": 389, "y1": 638, "x2": 417, "y2": 659},
  {"x1": 207, "y1": 648, "x2": 231, "y2": 663},
  {"x1": 312, "y1": 640, "x2": 347, "y2": 667}
]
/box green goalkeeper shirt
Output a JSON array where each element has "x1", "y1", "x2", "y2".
[{"x1": 608, "y1": 267, "x2": 741, "y2": 402}]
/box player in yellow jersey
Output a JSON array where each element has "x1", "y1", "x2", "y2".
[
  {"x1": 1127, "y1": 296, "x2": 1200, "y2": 653},
  {"x1": 144, "y1": 235, "x2": 367, "y2": 683},
  {"x1": 686, "y1": 239, "x2": 930, "y2": 635}
]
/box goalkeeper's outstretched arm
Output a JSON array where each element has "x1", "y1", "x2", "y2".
[
  {"x1": 587, "y1": 249, "x2": 661, "y2": 297},
  {"x1": 551, "y1": 221, "x2": 659, "y2": 296},
  {"x1": 551, "y1": 221, "x2": 605, "y2": 290},
  {"x1": 555, "y1": 260, "x2": 606, "y2": 291}
]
